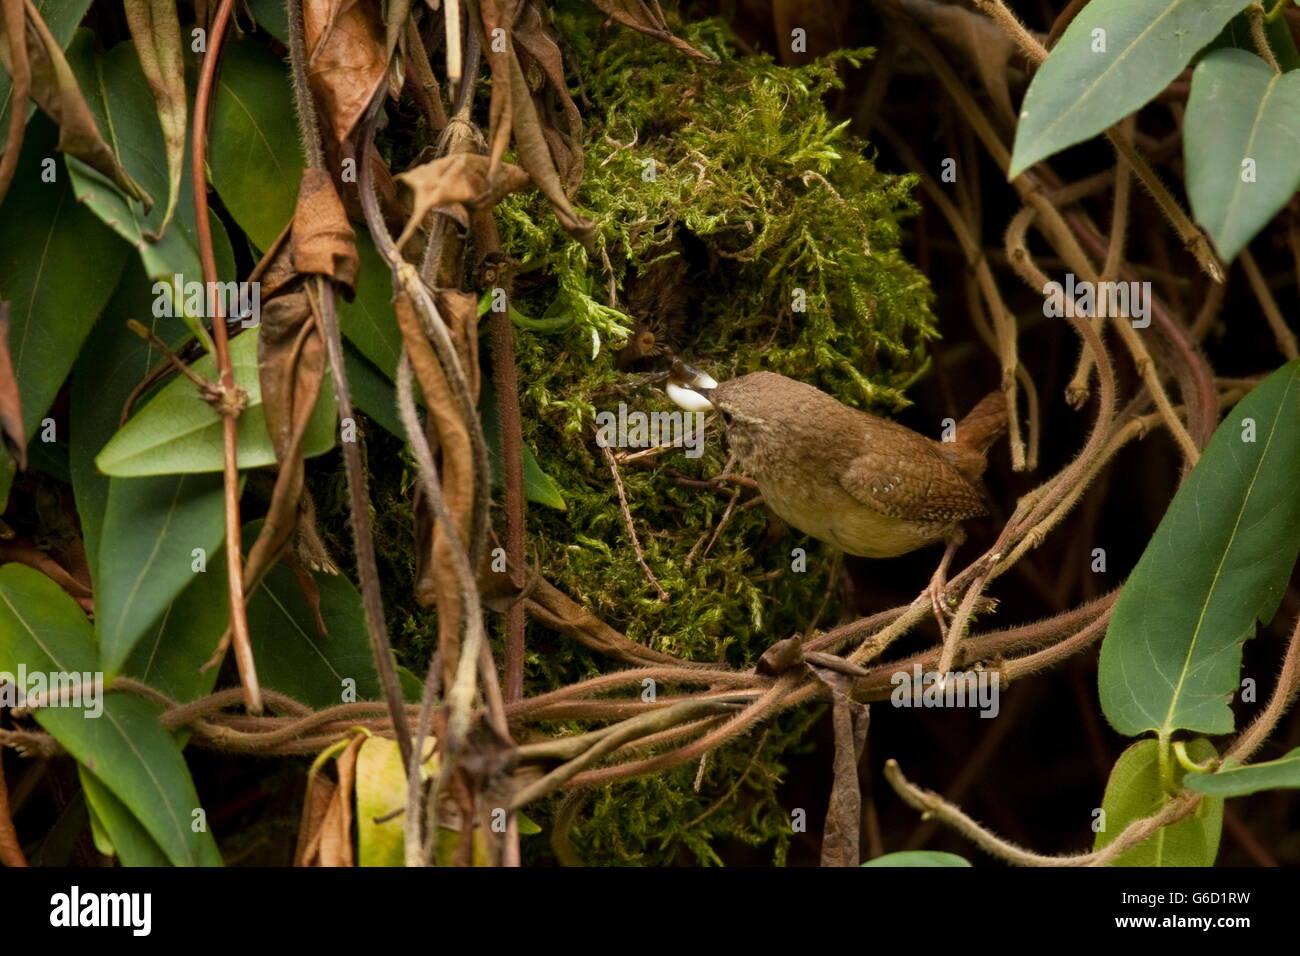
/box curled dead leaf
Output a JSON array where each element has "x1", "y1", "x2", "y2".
[
  {"x1": 393, "y1": 153, "x2": 531, "y2": 251},
  {"x1": 586, "y1": 0, "x2": 717, "y2": 62},
  {"x1": 503, "y1": 47, "x2": 594, "y2": 248},
  {"x1": 303, "y1": 0, "x2": 388, "y2": 143},
  {"x1": 123, "y1": 0, "x2": 186, "y2": 234},
  {"x1": 292, "y1": 168, "x2": 359, "y2": 297},
  {"x1": 0, "y1": 0, "x2": 30, "y2": 206}
]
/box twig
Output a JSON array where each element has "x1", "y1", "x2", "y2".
[
  {"x1": 1239, "y1": 248, "x2": 1299, "y2": 360},
  {"x1": 193, "y1": 0, "x2": 261, "y2": 713},
  {"x1": 0, "y1": 751, "x2": 26, "y2": 867},
  {"x1": 1249, "y1": 1, "x2": 1281, "y2": 71},
  {"x1": 600, "y1": 441, "x2": 669, "y2": 601},
  {"x1": 286, "y1": 0, "x2": 413, "y2": 771},
  {"x1": 884, "y1": 758, "x2": 1203, "y2": 866}
]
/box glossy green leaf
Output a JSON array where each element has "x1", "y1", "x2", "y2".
[
  {"x1": 245, "y1": 0, "x2": 290, "y2": 44},
  {"x1": 339, "y1": 229, "x2": 402, "y2": 376},
  {"x1": 0, "y1": 564, "x2": 221, "y2": 866},
  {"x1": 0, "y1": 115, "x2": 128, "y2": 465},
  {"x1": 481, "y1": 379, "x2": 567, "y2": 511},
  {"x1": 344, "y1": 342, "x2": 405, "y2": 437},
  {"x1": 1203, "y1": 8, "x2": 1300, "y2": 72},
  {"x1": 95, "y1": 329, "x2": 338, "y2": 476},
  {"x1": 1185, "y1": 50, "x2": 1300, "y2": 263},
  {"x1": 1099, "y1": 361, "x2": 1300, "y2": 737},
  {"x1": 1185, "y1": 745, "x2": 1300, "y2": 796},
  {"x1": 70, "y1": 262, "x2": 199, "y2": 576},
  {"x1": 96, "y1": 472, "x2": 226, "y2": 679},
  {"x1": 1009, "y1": 0, "x2": 1248, "y2": 177},
  {"x1": 0, "y1": 0, "x2": 94, "y2": 153},
  {"x1": 243, "y1": 522, "x2": 384, "y2": 709},
  {"x1": 1094, "y1": 738, "x2": 1223, "y2": 866},
  {"x1": 861, "y1": 851, "x2": 971, "y2": 867},
  {"x1": 206, "y1": 37, "x2": 304, "y2": 251},
  {"x1": 79, "y1": 767, "x2": 171, "y2": 866},
  {"x1": 119, "y1": 546, "x2": 228, "y2": 704},
  {"x1": 66, "y1": 35, "x2": 234, "y2": 345}
]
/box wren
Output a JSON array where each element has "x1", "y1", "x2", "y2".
[{"x1": 667, "y1": 367, "x2": 1007, "y2": 616}]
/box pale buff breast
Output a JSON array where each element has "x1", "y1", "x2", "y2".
[{"x1": 753, "y1": 469, "x2": 955, "y2": 559}]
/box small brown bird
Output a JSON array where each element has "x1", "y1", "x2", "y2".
[{"x1": 668, "y1": 366, "x2": 1007, "y2": 617}]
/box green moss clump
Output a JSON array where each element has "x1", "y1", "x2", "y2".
[{"x1": 494, "y1": 9, "x2": 936, "y2": 866}]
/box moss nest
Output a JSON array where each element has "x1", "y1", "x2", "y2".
[{"x1": 496, "y1": 10, "x2": 938, "y2": 864}]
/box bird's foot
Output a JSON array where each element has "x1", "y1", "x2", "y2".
[{"x1": 928, "y1": 572, "x2": 955, "y2": 627}]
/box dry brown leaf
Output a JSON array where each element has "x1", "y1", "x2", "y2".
[
  {"x1": 297, "y1": 734, "x2": 363, "y2": 867},
  {"x1": 396, "y1": 290, "x2": 476, "y2": 689},
  {"x1": 0, "y1": 303, "x2": 26, "y2": 471},
  {"x1": 245, "y1": 172, "x2": 354, "y2": 590},
  {"x1": 586, "y1": 0, "x2": 716, "y2": 61},
  {"x1": 292, "y1": 167, "x2": 360, "y2": 295},
  {"x1": 514, "y1": 1, "x2": 583, "y2": 194},
  {"x1": 244, "y1": 290, "x2": 323, "y2": 591},
  {"x1": 0, "y1": 0, "x2": 30, "y2": 206},
  {"x1": 123, "y1": 0, "x2": 186, "y2": 234},
  {"x1": 303, "y1": 0, "x2": 387, "y2": 142},
  {"x1": 0, "y1": 538, "x2": 93, "y2": 611},
  {"x1": 294, "y1": 774, "x2": 336, "y2": 865},
  {"x1": 0, "y1": 0, "x2": 152, "y2": 207},
  {"x1": 503, "y1": 47, "x2": 594, "y2": 248},
  {"x1": 809, "y1": 663, "x2": 869, "y2": 868},
  {"x1": 393, "y1": 153, "x2": 531, "y2": 250},
  {"x1": 317, "y1": 735, "x2": 362, "y2": 867}
]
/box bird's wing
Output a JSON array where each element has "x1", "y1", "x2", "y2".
[{"x1": 838, "y1": 445, "x2": 988, "y2": 523}]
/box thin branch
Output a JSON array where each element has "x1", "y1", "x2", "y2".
[{"x1": 193, "y1": 0, "x2": 260, "y2": 713}]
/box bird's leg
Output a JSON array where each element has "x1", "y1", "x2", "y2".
[{"x1": 927, "y1": 530, "x2": 965, "y2": 630}]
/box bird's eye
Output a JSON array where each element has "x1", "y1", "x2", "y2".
[{"x1": 720, "y1": 410, "x2": 733, "y2": 425}]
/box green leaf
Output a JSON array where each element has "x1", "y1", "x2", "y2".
[
  {"x1": 65, "y1": 35, "x2": 235, "y2": 344},
  {"x1": 206, "y1": 37, "x2": 305, "y2": 251},
  {"x1": 0, "y1": 0, "x2": 94, "y2": 154},
  {"x1": 481, "y1": 378, "x2": 567, "y2": 511},
  {"x1": 861, "y1": 851, "x2": 971, "y2": 867},
  {"x1": 1185, "y1": 745, "x2": 1300, "y2": 796},
  {"x1": 95, "y1": 329, "x2": 338, "y2": 476},
  {"x1": 1099, "y1": 361, "x2": 1300, "y2": 737},
  {"x1": 1093, "y1": 738, "x2": 1223, "y2": 866},
  {"x1": 0, "y1": 115, "x2": 128, "y2": 448},
  {"x1": 79, "y1": 767, "x2": 171, "y2": 866},
  {"x1": 1009, "y1": 0, "x2": 1249, "y2": 177},
  {"x1": 339, "y1": 229, "x2": 402, "y2": 375},
  {"x1": 243, "y1": 522, "x2": 384, "y2": 709},
  {"x1": 1203, "y1": 8, "x2": 1300, "y2": 72},
  {"x1": 0, "y1": 564, "x2": 221, "y2": 866},
  {"x1": 1184, "y1": 51, "x2": 1300, "y2": 263},
  {"x1": 355, "y1": 735, "x2": 405, "y2": 866},
  {"x1": 120, "y1": 544, "x2": 228, "y2": 704},
  {"x1": 70, "y1": 262, "x2": 196, "y2": 577},
  {"x1": 245, "y1": 0, "x2": 290, "y2": 44},
  {"x1": 344, "y1": 341, "x2": 405, "y2": 438},
  {"x1": 96, "y1": 472, "x2": 226, "y2": 679}
]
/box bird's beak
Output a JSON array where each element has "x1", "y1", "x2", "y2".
[{"x1": 666, "y1": 360, "x2": 717, "y2": 412}]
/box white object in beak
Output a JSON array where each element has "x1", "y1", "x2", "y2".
[
  {"x1": 688, "y1": 368, "x2": 718, "y2": 389},
  {"x1": 666, "y1": 380, "x2": 715, "y2": 412}
]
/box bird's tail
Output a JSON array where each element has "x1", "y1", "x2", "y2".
[{"x1": 955, "y1": 390, "x2": 1009, "y2": 454}]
